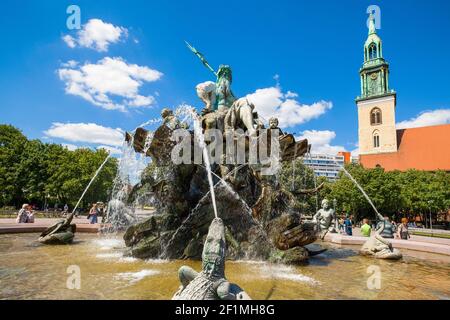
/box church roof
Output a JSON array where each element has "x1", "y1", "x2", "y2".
[{"x1": 360, "y1": 124, "x2": 450, "y2": 171}]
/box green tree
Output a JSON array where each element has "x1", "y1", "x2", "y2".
[
  {"x1": 0, "y1": 125, "x2": 28, "y2": 207},
  {"x1": 45, "y1": 148, "x2": 117, "y2": 209},
  {"x1": 279, "y1": 159, "x2": 319, "y2": 215},
  {"x1": 0, "y1": 124, "x2": 118, "y2": 210}
]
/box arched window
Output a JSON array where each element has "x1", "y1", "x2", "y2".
[
  {"x1": 370, "y1": 108, "x2": 382, "y2": 125},
  {"x1": 369, "y1": 43, "x2": 377, "y2": 60},
  {"x1": 373, "y1": 131, "x2": 380, "y2": 148}
]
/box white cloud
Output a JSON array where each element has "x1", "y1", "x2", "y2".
[
  {"x1": 97, "y1": 145, "x2": 122, "y2": 155},
  {"x1": 296, "y1": 130, "x2": 346, "y2": 155},
  {"x1": 351, "y1": 148, "x2": 359, "y2": 157},
  {"x1": 396, "y1": 109, "x2": 450, "y2": 129},
  {"x1": 62, "y1": 19, "x2": 128, "y2": 52},
  {"x1": 127, "y1": 95, "x2": 155, "y2": 107},
  {"x1": 61, "y1": 143, "x2": 78, "y2": 151},
  {"x1": 62, "y1": 35, "x2": 76, "y2": 48},
  {"x1": 44, "y1": 123, "x2": 124, "y2": 147},
  {"x1": 58, "y1": 57, "x2": 163, "y2": 111},
  {"x1": 246, "y1": 87, "x2": 332, "y2": 128},
  {"x1": 61, "y1": 60, "x2": 78, "y2": 68}
]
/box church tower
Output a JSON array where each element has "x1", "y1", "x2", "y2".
[{"x1": 356, "y1": 14, "x2": 397, "y2": 155}]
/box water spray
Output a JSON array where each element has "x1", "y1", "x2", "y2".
[{"x1": 72, "y1": 154, "x2": 112, "y2": 215}]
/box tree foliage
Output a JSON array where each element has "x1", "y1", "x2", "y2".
[
  {"x1": 280, "y1": 161, "x2": 450, "y2": 222},
  {"x1": 0, "y1": 125, "x2": 118, "y2": 210}
]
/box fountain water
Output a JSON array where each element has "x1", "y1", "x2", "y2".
[
  {"x1": 193, "y1": 116, "x2": 219, "y2": 219},
  {"x1": 137, "y1": 118, "x2": 162, "y2": 129},
  {"x1": 72, "y1": 154, "x2": 112, "y2": 214},
  {"x1": 307, "y1": 152, "x2": 319, "y2": 212},
  {"x1": 198, "y1": 164, "x2": 254, "y2": 217},
  {"x1": 174, "y1": 104, "x2": 219, "y2": 219},
  {"x1": 105, "y1": 128, "x2": 155, "y2": 231},
  {"x1": 332, "y1": 160, "x2": 381, "y2": 219}
]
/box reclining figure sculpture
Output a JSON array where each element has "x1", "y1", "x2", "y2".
[{"x1": 360, "y1": 220, "x2": 402, "y2": 260}]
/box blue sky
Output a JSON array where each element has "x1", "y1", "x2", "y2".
[{"x1": 1, "y1": 0, "x2": 449, "y2": 155}]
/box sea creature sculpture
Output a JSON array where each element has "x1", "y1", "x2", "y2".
[
  {"x1": 38, "y1": 212, "x2": 76, "y2": 244},
  {"x1": 172, "y1": 218, "x2": 251, "y2": 300}
]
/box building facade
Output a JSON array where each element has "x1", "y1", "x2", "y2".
[
  {"x1": 356, "y1": 14, "x2": 450, "y2": 171},
  {"x1": 356, "y1": 14, "x2": 397, "y2": 156},
  {"x1": 303, "y1": 152, "x2": 355, "y2": 180}
]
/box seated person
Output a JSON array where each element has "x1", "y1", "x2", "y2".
[
  {"x1": 27, "y1": 207, "x2": 35, "y2": 223},
  {"x1": 16, "y1": 204, "x2": 34, "y2": 223}
]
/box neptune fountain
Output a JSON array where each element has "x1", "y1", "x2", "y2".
[{"x1": 122, "y1": 43, "x2": 325, "y2": 268}]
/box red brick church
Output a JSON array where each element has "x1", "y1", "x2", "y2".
[{"x1": 356, "y1": 15, "x2": 450, "y2": 171}]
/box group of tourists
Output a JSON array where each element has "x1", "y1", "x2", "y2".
[
  {"x1": 335, "y1": 213, "x2": 411, "y2": 240},
  {"x1": 359, "y1": 217, "x2": 411, "y2": 239},
  {"x1": 15, "y1": 202, "x2": 105, "y2": 225},
  {"x1": 337, "y1": 215, "x2": 354, "y2": 236},
  {"x1": 15, "y1": 204, "x2": 35, "y2": 223}
]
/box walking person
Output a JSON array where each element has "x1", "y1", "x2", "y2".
[
  {"x1": 376, "y1": 215, "x2": 396, "y2": 238},
  {"x1": 344, "y1": 215, "x2": 353, "y2": 236},
  {"x1": 338, "y1": 216, "x2": 345, "y2": 234},
  {"x1": 360, "y1": 218, "x2": 372, "y2": 237},
  {"x1": 88, "y1": 203, "x2": 99, "y2": 224},
  {"x1": 397, "y1": 218, "x2": 410, "y2": 240}
]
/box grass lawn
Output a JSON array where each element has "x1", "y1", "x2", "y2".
[{"x1": 411, "y1": 231, "x2": 450, "y2": 239}]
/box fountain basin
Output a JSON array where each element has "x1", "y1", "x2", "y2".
[
  {"x1": 1, "y1": 233, "x2": 449, "y2": 300},
  {"x1": 324, "y1": 233, "x2": 450, "y2": 256},
  {"x1": 0, "y1": 219, "x2": 101, "y2": 234}
]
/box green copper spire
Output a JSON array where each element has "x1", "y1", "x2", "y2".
[
  {"x1": 356, "y1": 12, "x2": 395, "y2": 101},
  {"x1": 368, "y1": 13, "x2": 376, "y2": 35}
]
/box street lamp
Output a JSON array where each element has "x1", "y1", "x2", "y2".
[
  {"x1": 333, "y1": 198, "x2": 338, "y2": 231},
  {"x1": 428, "y1": 200, "x2": 434, "y2": 231}
]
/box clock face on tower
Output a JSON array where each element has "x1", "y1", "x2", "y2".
[{"x1": 369, "y1": 73, "x2": 379, "y2": 95}]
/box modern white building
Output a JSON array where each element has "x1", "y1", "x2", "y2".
[{"x1": 303, "y1": 152, "x2": 358, "y2": 180}]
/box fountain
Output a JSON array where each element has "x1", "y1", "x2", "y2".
[
  {"x1": 122, "y1": 45, "x2": 321, "y2": 269},
  {"x1": 2, "y1": 37, "x2": 449, "y2": 302},
  {"x1": 2, "y1": 55, "x2": 448, "y2": 302}
]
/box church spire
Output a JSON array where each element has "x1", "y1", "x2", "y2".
[
  {"x1": 368, "y1": 13, "x2": 376, "y2": 35},
  {"x1": 357, "y1": 11, "x2": 395, "y2": 101}
]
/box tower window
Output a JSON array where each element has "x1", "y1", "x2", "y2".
[
  {"x1": 373, "y1": 133, "x2": 380, "y2": 148},
  {"x1": 369, "y1": 43, "x2": 378, "y2": 60},
  {"x1": 370, "y1": 108, "x2": 382, "y2": 125}
]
